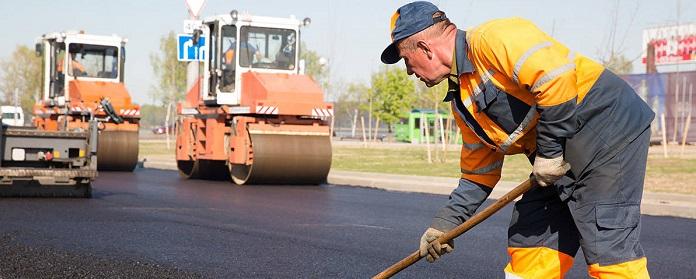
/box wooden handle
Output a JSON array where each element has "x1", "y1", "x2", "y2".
[{"x1": 372, "y1": 179, "x2": 534, "y2": 279}]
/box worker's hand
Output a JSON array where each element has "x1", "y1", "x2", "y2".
[
  {"x1": 419, "y1": 227, "x2": 454, "y2": 263},
  {"x1": 532, "y1": 155, "x2": 571, "y2": 187}
]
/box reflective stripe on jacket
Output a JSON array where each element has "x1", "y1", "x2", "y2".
[{"x1": 447, "y1": 18, "x2": 605, "y2": 188}]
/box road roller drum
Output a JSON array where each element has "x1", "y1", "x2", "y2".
[
  {"x1": 97, "y1": 130, "x2": 139, "y2": 171},
  {"x1": 229, "y1": 133, "x2": 332, "y2": 185},
  {"x1": 177, "y1": 160, "x2": 200, "y2": 179}
]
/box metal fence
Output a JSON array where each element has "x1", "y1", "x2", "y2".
[{"x1": 621, "y1": 71, "x2": 696, "y2": 143}]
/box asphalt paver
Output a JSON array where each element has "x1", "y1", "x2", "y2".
[{"x1": 0, "y1": 168, "x2": 694, "y2": 278}]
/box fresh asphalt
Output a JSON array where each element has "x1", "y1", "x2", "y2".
[{"x1": 0, "y1": 168, "x2": 694, "y2": 278}]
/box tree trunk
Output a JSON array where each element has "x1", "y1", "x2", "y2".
[
  {"x1": 661, "y1": 113, "x2": 668, "y2": 158},
  {"x1": 368, "y1": 99, "x2": 373, "y2": 141},
  {"x1": 373, "y1": 118, "x2": 381, "y2": 142},
  {"x1": 681, "y1": 85, "x2": 693, "y2": 157},
  {"x1": 439, "y1": 114, "x2": 446, "y2": 163},
  {"x1": 351, "y1": 109, "x2": 358, "y2": 138},
  {"x1": 445, "y1": 110, "x2": 452, "y2": 146},
  {"x1": 423, "y1": 113, "x2": 432, "y2": 164},
  {"x1": 361, "y1": 116, "x2": 367, "y2": 148}
]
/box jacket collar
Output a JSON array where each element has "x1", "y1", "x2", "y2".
[
  {"x1": 444, "y1": 29, "x2": 473, "y2": 102},
  {"x1": 454, "y1": 29, "x2": 474, "y2": 76}
]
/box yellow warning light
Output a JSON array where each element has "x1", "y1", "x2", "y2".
[
  {"x1": 53, "y1": 150, "x2": 60, "y2": 158},
  {"x1": 79, "y1": 149, "x2": 85, "y2": 157}
]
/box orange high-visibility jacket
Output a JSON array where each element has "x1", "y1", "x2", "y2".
[
  {"x1": 57, "y1": 59, "x2": 86, "y2": 75},
  {"x1": 224, "y1": 48, "x2": 235, "y2": 65},
  {"x1": 446, "y1": 18, "x2": 633, "y2": 188}
]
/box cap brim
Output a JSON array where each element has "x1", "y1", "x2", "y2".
[{"x1": 381, "y1": 42, "x2": 401, "y2": 64}]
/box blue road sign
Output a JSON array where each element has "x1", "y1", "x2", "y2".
[{"x1": 177, "y1": 34, "x2": 206, "y2": 62}]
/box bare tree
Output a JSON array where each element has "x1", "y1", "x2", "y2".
[
  {"x1": 598, "y1": 0, "x2": 640, "y2": 74},
  {"x1": 334, "y1": 82, "x2": 368, "y2": 135},
  {"x1": 149, "y1": 31, "x2": 188, "y2": 106},
  {"x1": 300, "y1": 42, "x2": 329, "y2": 91},
  {"x1": 0, "y1": 45, "x2": 42, "y2": 114}
]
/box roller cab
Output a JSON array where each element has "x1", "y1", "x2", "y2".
[{"x1": 33, "y1": 31, "x2": 140, "y2": 171}]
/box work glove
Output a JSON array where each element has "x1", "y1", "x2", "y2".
[
  {"x1": 532, "y1": 155, "x2": 571, "y2": 187},
  {"x1": 419, "y1": 227, "x2": 454, "y2": 263}
]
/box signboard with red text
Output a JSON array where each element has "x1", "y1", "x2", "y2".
[{"x1": 643, "y1": 23, "x2": 696, "y2": 65}]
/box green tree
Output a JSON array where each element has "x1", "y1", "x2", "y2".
[
  {"x1": 300, "y1": 42, "x2": 329, "y2": 89},
  {"x1": 0, "y1": 45, "x2": 42, "y2": 114},
  {"x1": 370, "y1": 66, "x2": 415, "y2": 129},
  {"x1": 149, "y1": 31, "x2": 188, "y2": 105},
  {"x1": 139, "y1": 104, "x2": 168, "y2": 128},
  {"x1": 414, "y1": 81, "x2": 448, "y2": 112},
  {"x1": 334, "y1": 81, "x2": 369, "y2": 129},
  {"x1": 343, "y1": 82, "x2": 369, "y2": 111}
]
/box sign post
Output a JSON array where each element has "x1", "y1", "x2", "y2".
[
  {"x1": 184, "y1": 0, "x2": 207, "y2": 102},
  {"x1": 183, "y1": 20, "x2": 202, "y2": 34}
]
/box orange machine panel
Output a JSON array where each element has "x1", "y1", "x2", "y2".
[
  {"x1": 241, "y1": 72, "x2": 325, "y2": 116},
  {"x1": 68, "y1": 80, "x2": 133, "y2": 107}
]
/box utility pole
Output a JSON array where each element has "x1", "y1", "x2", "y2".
[
  {"x1": 646, "y1": 43, "x2": 657, "y2": 74},
  {"x1": 182, "y1": 0, "x2": 206, "y2": 149}
]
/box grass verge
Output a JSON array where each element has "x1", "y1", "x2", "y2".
[
  {"x1": 139, "y1": 139, "x2": 696, "y2": 195},
  {"x1": 332, "y1": 143, "x2": 696, "y2": 195},
  {"x1": 331, "y1": 144, "x2": 531, "y2": 182}
]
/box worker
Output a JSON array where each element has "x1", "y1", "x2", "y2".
[
  {"x1": 239, "y1": 32, "x2": 262, "y2": 66},
  {"x1": 221, "y1": 38, "x2": 236, "y2": 91},
  {"x1": 275, "y1": 33, "x2": 296, "y2": 69},
  {"x1": 380, "y1": 2, "x2": 654, "y2": 278},
  {"x1": 223, "y1": 38, "x2": 236, "y2": 66},
  {"x1": 57, "y1": 52, "x2": 86, "y2": 77}
]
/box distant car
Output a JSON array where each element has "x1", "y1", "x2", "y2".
[
  {"x1": 151, "y1": 124, "x2": 175, "y2": 135},
  {"x1": 1, "y1": 106, "x2": 24, "y2": 127}
]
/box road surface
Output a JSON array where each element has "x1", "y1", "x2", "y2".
[{"x1": 0, "y1": 168, "x2": 694, "y2": 278}]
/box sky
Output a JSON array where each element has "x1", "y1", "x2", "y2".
[{"x1": 0, "y1": 0, "x2": 695, "y2": 105}]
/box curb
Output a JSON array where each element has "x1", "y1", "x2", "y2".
[
  {"x1": 143, "y1": 161, "x2": 177, "y2": 170},
  {"x1": 327, "y1": 170, "x2": 696, "y2": 220},
  {"x1": 141, "y1": 159, "x2": 696, "y2": 220}
]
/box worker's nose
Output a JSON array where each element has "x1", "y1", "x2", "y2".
[{"x1": 406, "y1": 67, "x2": 414, "y2": 76}]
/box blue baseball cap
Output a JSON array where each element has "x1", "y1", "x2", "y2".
[{"x1": 381, "y1": 1, "x2": 447, "y2": 64}]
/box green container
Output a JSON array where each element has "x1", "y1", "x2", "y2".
[{"x1": 395, "y1": 109, "x2": 460, "y2": 144}]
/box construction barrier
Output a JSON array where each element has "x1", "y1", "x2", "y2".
[{"x1": 621, "y1": 71, "x2": 696, "y2": 143}]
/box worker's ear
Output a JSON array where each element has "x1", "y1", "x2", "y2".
[{"x1": 417, "y1": 40, "x2": 433, "y2": 60}]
